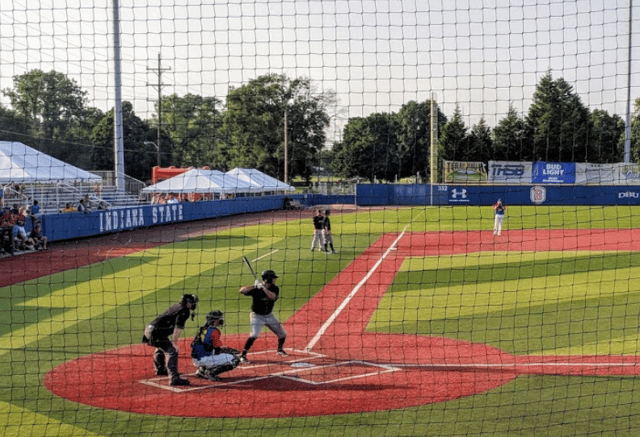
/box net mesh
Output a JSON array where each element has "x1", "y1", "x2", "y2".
[{"x1": 1, "y1": 1, "x2": 640, "y2": 436}]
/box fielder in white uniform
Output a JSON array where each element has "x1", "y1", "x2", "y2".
[{"x1": 493, "y1": 198, "x2": 506, "y2": 236}]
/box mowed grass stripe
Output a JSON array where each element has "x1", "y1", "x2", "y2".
[
  {"x1": 370, "y1": 250, "x2": 640, "y2": 356},
  {"x1": 0, "y1": 236, "x2": 285, "y2": 354}
]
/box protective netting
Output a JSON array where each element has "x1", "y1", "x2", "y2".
[{"x1": 2, "y1": 1, "x2": 640, "y2": 436}]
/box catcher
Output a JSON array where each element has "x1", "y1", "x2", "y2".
[{"x1": 191, "y1": 310, "x2": 240, "y2": 381}]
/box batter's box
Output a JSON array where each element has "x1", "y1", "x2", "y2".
[{"x1": 275, "y1": 360, "x2": 401, "y2": 385}]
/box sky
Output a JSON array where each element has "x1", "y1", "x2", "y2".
[{"x1": 1, "y1": 0, "x2": 639, "y2": 142}]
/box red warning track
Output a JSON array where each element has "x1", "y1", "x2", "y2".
[{"x1": 43, "y1": 229, "x2": 640, "y2": 417}]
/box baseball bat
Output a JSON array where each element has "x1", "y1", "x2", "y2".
[{"x1": 242, "y1": 256, "x2": 258, "y2": 280}]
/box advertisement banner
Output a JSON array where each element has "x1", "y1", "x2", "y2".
[
  {"x1": 575, "y1": 163, "x2": 617, "y2": 184},
  {"x1": 488, "y1": 161, "x2": 532, "y2": 183},
  {"x1": 616, "y1": 163, "x2": 640, "y2": 185},
  {"x1": 443, "y1": 161, "x2": 487, "y2": 182},
  {"x1": 532, "y1": 162, "x2": 575, "y2": 184}
]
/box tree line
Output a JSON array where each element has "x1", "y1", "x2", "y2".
[{"x1": 1, "y1": 69, "x2": 639, "y2": 184}]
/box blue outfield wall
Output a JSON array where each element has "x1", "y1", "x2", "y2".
[
  {"x1": 38, "y1": 185, "x2": 640, "y2": 243},
  {"x1": 40, "y1": 193, "x2": 357, "y2": 243},
  {"x1": 356, "y1": 184, "x2": 640, "y2": 206}
]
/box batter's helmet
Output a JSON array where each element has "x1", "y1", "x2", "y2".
[
  {"x1": 261, "y1": 269, "x2": 279, "y2": 283},
  {"x1": 206, "y1": 310, "x2": 224, "y2": 326}
]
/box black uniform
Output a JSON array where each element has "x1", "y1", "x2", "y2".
[
  {"x1": 311, "y1": 211, "x2": 325, "y2": 251},
  {"x1": 249, "y1": 284, "x2": 278, "y2": 311},
  {"x1": 143, "y1": 300, "x2": 194, "y2": 384}
]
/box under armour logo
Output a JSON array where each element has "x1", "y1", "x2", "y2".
[{"x1": 451, "y1": 189, "x2": 467, "y2": 199}]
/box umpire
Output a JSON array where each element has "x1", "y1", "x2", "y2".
[{"x1": 142, "y1": 293, "x2": 198, "y2": 386}]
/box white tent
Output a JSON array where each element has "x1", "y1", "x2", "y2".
[
  {"x1": 226, "y1": 168, "x2": 295, "y2": 192},
  {"x1": 0, "y1": 141, "x2": 102, "y2": 183},
  {"x1": 141, "y1": 168, "x2": 257, "y2": 194}
]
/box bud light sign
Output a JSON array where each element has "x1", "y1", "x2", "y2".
[{"x1": 532, "y1": 162, "x2": 575, "y2": 184}]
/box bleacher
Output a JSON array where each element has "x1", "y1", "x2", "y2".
[{"x1": 4, "y1": 183, "x2": 146, "y2": 214}]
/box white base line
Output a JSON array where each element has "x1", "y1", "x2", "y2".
[
  {"x1": 306, "y1": 228, "x2": 410, "y2": 352},
  {"x1": 387, "y1": 362, "x2": 640, "y2": 369},
  {"x1": 252, "y1": 249, "x2": 279, "y2": 262}
]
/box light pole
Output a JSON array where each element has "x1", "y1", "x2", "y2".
[{"x1": 144, "y1": 141, "x2": 160, "y2": 167}]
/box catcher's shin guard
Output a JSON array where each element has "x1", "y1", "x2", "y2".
[{"x1": 210, "y1": 363, "x2": 237, "y2": 378}]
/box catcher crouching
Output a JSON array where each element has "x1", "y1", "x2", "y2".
[{"x1": 191, "y1": 310, "x2": 240, "y2": 381}]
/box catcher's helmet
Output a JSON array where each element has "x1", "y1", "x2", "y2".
[
  {"x1": 261, "y1": 269, "x2": 279, "y2": 283},
  {"x1": 206, "y1": 310, "x2": 224, "y2": 326},
  {"x1": 181, "y1": 293, "x2": 199, "y2": 309}
]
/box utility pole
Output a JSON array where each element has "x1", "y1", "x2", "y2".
[{"x1": 147, "y1": 53, "x2": 170, "y2": 167}]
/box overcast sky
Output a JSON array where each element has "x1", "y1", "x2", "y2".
[{"x1": 1, "y1": 0, "x2": 638, "y2": 139}]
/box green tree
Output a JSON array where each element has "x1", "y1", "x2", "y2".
[
  {"x1": 222, "y1": 73, "x2": 332, "y2": 182},
  {"x1": 590, "y1": 109, "x2": 625, "y2": 163},
  {"x1": 332, "y1": 113, "x2": 397, "y2": 182},
  {"x1": 90, "y1": 102, "x2": 156, "y2": 182},
  {"x1": 468, "y1": 117, "x2": 493, "y2": 163},
  {"x1": 394, "y1": 99, "x2": 446, "y2": 181},
  {"x1": 632, "y1": 98, "x2": 640, "y2": 164},
  {"x1": 0, "y1": 104, "x2": 30, "y2": 144},
  {"x1": 2, "y1": 69, "x2": 93, "y2": 163},
  {"x1": 439, "y1": 105, "x2": 469, "y2": 162},
  {"x1": 157, "y1": 93, "x2": 223, "y2": 168},
  {"x1": 526, "y1": 72, "x2": 591, "y2": 162},
  {"x1": 492, "y1": 105, "x2": 529, "y2": 161}
]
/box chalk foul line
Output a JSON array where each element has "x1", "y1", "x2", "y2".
[{"x1": 305, "y1": 228, "x2": 410, "y2": 352}]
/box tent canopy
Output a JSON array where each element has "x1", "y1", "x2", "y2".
[
  {"x1": 0, "y1": 141, "x2": 102, "y2": 184},
  {"x1": 141, "y1": 168, "x2": 258, "y2": 194},
  {"x1": 226, "y1": 168, "x2": 295, "y2": 192}
]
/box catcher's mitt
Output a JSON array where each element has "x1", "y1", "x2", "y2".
[{"x1": 219, "y1": 347, "x2": 240, "y2": 356}]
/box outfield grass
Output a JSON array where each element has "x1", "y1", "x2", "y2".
[{"x1": 2, "y1": 205, "x2": 640, "y2": 436}]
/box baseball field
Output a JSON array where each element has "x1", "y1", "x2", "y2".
[{"x1": 3, "y1": 205, "x2": 640, "y2": 436}]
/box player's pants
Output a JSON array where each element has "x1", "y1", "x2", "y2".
[
  {"x1": 193, "y1": 353, "x2": 237, "y2": 369},
  {"x1": 144, "y1": 324, "x2": 180, "y2": 379},
  {"x1": 323, "y1": 230, "x2": 333, "y2": 245},
  {"x1": 494, "y1": 215, "x2": 504, "y2": 235},
  {"x1": 310, "y1": 229, "x2": 324, "y2": 250},
  {"x1": 249, "y1": 311, "x2": 287, "y2": 339}
]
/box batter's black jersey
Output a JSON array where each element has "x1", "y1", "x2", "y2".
[
  {"x1": 246, "y1": 285, "x2": 280, "y2": 315},
  {"x1": 149, "y1": 303, "x2": 191, "y2": 338},
  {"x1": 313, "y1": 215, "x2": 324, "y2": 230}
]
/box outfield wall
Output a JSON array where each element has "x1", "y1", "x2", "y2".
[
  {"x1": 356, "y1": 184, "x2": 640, "y2": 207},
  {"x1": 35, "y1": 185, "x2": 640, "y2": 243},
  {"x1": 38, "y1": 193, "x2": 356, "y2": 243}
]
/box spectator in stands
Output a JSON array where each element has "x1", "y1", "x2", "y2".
[
  {"x1": 167, "y1": 193, "x2": 179, "y2": 204},
  {"x1": 0, "y1": 184, "x2": 4, "y2": 209},
  {"x1": 28, "y1": 199, "x2": 41, "y2": 223},
  {"x1": 0, "y1": 206, "x2": 13, "y2": 255},
  {"x1": 28, "y1": 221, "x2": 47, "y2": 250},
  {"x1": 77, "y1": 198, "x2": 89, "y2": 213},
  {"x1": 97, "y1": 201, "x2": 108, "y2": 210},
  {"x1": 1, "y1": 206, "x2": 13, "y2": 229},
  {"x1": 12, "y1": 207, "x2": 29, "y2": 251},
  {"x1": 62, "y1": 203, "x2": 77, "y2": 213}
]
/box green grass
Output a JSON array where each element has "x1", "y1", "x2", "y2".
[{"x1": 3, "y1": 205, "x2": 640, "y2": 436}]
